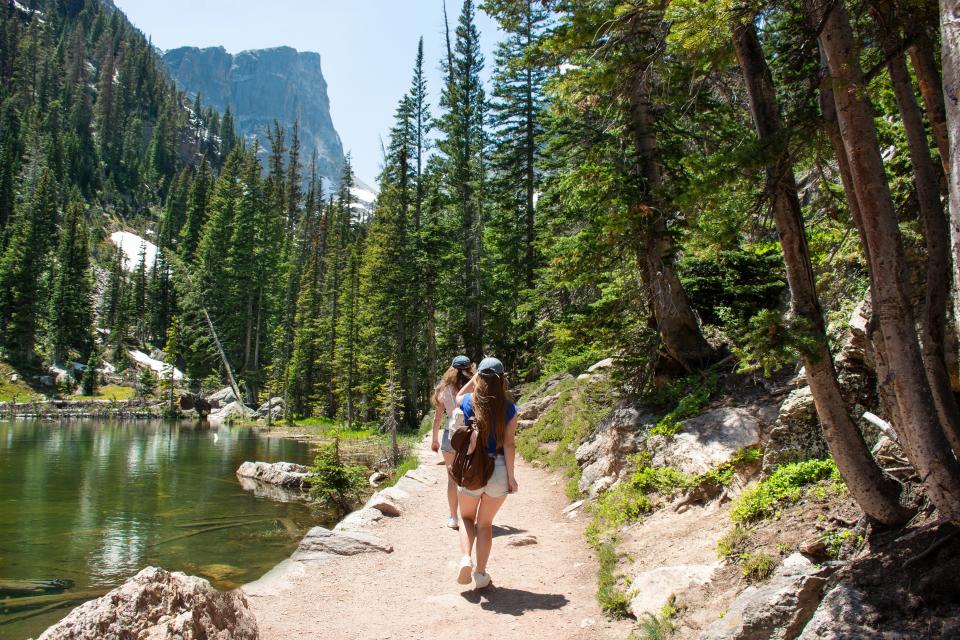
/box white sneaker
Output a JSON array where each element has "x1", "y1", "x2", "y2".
[
  {"x1": 446, "y1": 516, "x2": 459, "y2": 530},
  {"x1": 457, "y1": 555, "x2": 473, "y2": 584},
  {"x1": 472, "y1": 571, "x2": 492, "y2": 589}
]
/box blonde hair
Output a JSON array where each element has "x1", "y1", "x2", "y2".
[{"x1": 431, "y1": 366, "x2": 473, "y2": 408}]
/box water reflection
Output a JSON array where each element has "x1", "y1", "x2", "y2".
[{"x1": 0, "y1": 419, "x2": 319, "y2": 640}]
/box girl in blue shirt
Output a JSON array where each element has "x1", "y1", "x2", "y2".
[{"x1": 453, "y1": 357, "x2": 518, "y2": 589}]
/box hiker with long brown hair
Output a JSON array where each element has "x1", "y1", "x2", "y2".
[
  {"x1": 453, "y1": 357, "x2": 518, "y2": 589},
  {"x1": 431, "y1": 355, "x2": 475, "y2": 529}
]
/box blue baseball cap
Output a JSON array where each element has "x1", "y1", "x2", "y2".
[
  {"x1": 477, "y1": 357, "x2": 504, "y2": 377},
  {"x1": 451, "y1": 355, "x2": 472, "y2": 370}
]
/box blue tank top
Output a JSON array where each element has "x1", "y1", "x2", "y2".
[{"x1": 460, "y1": 393, "x2": 517, "y2": 456}]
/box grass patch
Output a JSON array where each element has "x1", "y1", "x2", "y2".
[
  {"x1": 381, "y1": 454, "x2": 419, "y2": 488},
  {"x1": 0, "y1": 363, "x2": 42, "y2": 402},
  {"x1": 716, "y1": 524, "x2": 750, "y2": 559},
  {"x1": 73, "y1": 384, "x2": 136, "y2": 401},
  {"x1": 597, "y1": 538, "x2": 632, "y2": 618},
  {"x1": 586, "y1": 452, "x2": 691, "y2": 547},
  {"x1": 731, "y1": 458, "x2": 845, "y2": 523},
  {"x1": 823, "y1": 528, "x2": 862, "y2": 559},
  {"x1": 517, "y1": 374, "x2": 617, "y2": 496},
  {"x1": 632, "y1": 595, "x2": 681, "y2": 640},
  {"x1": 739, "y1": 550, "x2": 775, "y2": 582}
]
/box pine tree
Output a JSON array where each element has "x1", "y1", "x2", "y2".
[
  {"x1": 437, "y1": 0, "x2": 488, "y2": 361},
  {"x1": 179, "y1": 156, "x2": 212, "y2": 261},
  {"x1": 0, "y1": 167, "x2": 55, "y2": 361},
  {"x1": 48, "y1": 199, "x2": 93, "y2": 364}
]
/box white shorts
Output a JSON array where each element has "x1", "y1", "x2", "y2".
[{"x1": 459, "y1": 455, "x2": 508, "y2": 498}]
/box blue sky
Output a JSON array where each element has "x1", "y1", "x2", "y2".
[{"x1": 114, "y1": 1, "x2": 504, "y2": 186}]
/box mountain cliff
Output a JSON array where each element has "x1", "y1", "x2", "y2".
[{"x1": 163, "y1": 46, "x2": 345, "y2": 188}]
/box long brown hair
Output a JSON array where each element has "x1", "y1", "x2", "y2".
[
  {"x1": 431, "y1": 366, "x2": 473, "y2": 407},
  {"x1": 473, "y1": 373, "x2": 512, "y2": 450}
]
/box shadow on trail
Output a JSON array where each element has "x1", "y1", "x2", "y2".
[
  {"x1": 492, "y1": 525, "x2": 527, "y2": 538},
  {"x1": 460, "y1": 586, "x2": 568, "y2": 616}
]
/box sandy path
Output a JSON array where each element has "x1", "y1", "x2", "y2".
[{"x1": 245, "y1": 435, "x2": 631, "y2": 640}]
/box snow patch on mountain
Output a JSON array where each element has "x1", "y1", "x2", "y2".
[
  {"x1": 109, "y1": 231, "x2": 158, "y2": 272},
  {"x1": 349, "y1": 186, "x2": 376, "y2": 205}
]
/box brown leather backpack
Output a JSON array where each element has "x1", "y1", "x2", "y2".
[{"x1": 449, "y1": 421, "x2": 495, "y2": 490}]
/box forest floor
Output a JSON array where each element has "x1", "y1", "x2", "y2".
[{"x1": 244, "y1": 433, "x2": 634, "y2": 640}]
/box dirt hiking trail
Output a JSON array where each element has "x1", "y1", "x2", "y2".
[{"x1": 245, "y1": 435, "x2": 632, "y2": 639}]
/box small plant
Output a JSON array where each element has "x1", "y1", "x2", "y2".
[
  {"x1": 739, "y1": 551, "x2": 774, "y2": 582},
  {"x1": 381, "y1": 454, "x2": 419, "y2": 489},
  {"x1": 716, "y1": 524, "x2": 749, "y2": 559},
  {"x1": 728, "y1": 309, "x2": 820, "y2": 378},
  {"x1": 632, "y1": 595, "x2": 681, "y2": 640},
  {"x1": 822, "y1": 529, "x2": 861, "y2": 559},
  {"x1": 648, "y1": 373, "x2": 718, "y2": 438},
  {"x1": 731, "y1": 458, "x2": 844, "y2": 523}
]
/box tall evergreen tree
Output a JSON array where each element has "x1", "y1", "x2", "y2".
[{"x1": 48, "y1": 199, "x2": 93, "y2": 363}]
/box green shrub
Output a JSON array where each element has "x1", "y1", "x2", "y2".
[
  {"x1": 310, "y1": 438, "x2": 368, "y2": 513},
  {"x1": 739, "y1": 551, "x2": 775, "y2": 582},
  {"x1": 382, "y1": 454, "x2": 419, "y2": 489},
  {"x1": 727, "y1": 309, "x2": 821, "y2": 378},
  {"x1": 632, "y1": 596, "x2": 680, "y2": 640},
  {"x1": 731, "y1": 458, "x2": 844, "y2": 523},
  {"x1": 647, "y1": 373, "x2": 718, "y2": 437},
  {"x1": 679, "y1": 249, "x2": 786, "y2": 327},
  {"x1": 716, "y1": 524, "x2": 749, "y2": 559}
]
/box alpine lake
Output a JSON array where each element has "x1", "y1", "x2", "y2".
[{"x1": 0, "y1": 419, "x2": 322, "y2": 639}]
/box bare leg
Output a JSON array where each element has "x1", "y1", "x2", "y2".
[
  {"x1": 474, "y1": 495, "x2": 506, "y2": 575},
  {"x1": 442, "y1": 451, "x2": 458, "y2": 518},
  {"x1": 458, "y1": 492, "x2": 481, "y2": 558}
]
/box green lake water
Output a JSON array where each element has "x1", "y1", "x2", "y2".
[{"x1": 0, "y1": 419, "x2": 321, "y2": 640}]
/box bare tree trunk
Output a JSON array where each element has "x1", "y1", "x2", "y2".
[
  {"x1": 942, "y1": 0, "x2": 960, "y2": 370},
  {"x1": 816, "y1": 0, "x2": 960, "y2": 518},
  {"x1": 819, "y1": 57, "x2": 904, "y2": 432},
  {"x1": 733, "y1": 19, "x2": 907, "y2": 524},
  {"x1": 628, "y1": 68, "x2": 714, "y2": 371},
  {"x1": 908, "y1": 26, "x2": 951, "y2": 175},
  {"x1": 874, "y1": 4, "x2": 960, "y2": 454}
]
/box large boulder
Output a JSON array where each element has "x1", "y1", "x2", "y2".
[
  {"x1": 236, "y1": 461, "x2": 313, "y2": 488},
  {"x1": 38, "y1": 566, "x2": 258, "y2": 640},
  {"x1": 796, "y1": 585, "x2": 879, "y2": 640},
  {"x1": 700, "y1": 554, "x2": 828, "y2": 640},
  {"x1": 207, "y1": 387, "x2": 239, "y2": 405},
  {"x1": 364, "y1": 486, "x2": 407, "y2": 517},
  {"x1": 762, "y1": 387, "x2": 828, "y2": 472},
  {"x1": 334, "y1": 507, "x2": 385, "y2": 531},
  {"x1": 293, "y1": 526, "x2": 393, "y2": 559},
  {"x1": 649, "y1": 408, "x2": 761, "y2": 476},
  {"x1": 629, "y1": 564, "x2": 719, "y2": 618},
  {"x1": 209, "y1": 401, "x2": 256, "y2": 424},
  {"x1": 516, "y1": 393, "x2": 560, "y2": 422},
  {"x1": 576, "y1": 404, "x2": 651, "y2": 496},
  {"x1": 255, "y1": 397, "x2": 285, "y2": 421}
]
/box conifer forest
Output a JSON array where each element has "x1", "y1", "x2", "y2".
[{"x1": 5, "y1": 0, "x2": 960, "y2": 561}]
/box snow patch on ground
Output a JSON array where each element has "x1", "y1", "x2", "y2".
[
  {"x1": 128, "y1": 349, "x2": 184, "y2": 381},
  {"x1": 109, "y1": 231, "x2": 159, "y2": 272}
]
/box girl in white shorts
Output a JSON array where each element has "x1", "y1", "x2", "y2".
[
  {"x1": 430, "y1": 355, "x2": 474, "y2": 528},
  {"x1": 453, "y1": 357, "x2": 518, "y2": 589}
]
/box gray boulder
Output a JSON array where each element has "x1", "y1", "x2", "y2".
[
  {"x1": 207, "y1": 386, "x2": 239, "y2": 405},
  {"x1": 797, "y1": 585, "x2": 880, "y2": 639},
  {"x1": 576, "y1": 404, "x2": 651, "y2": 496},
  {"x1": 364, "y1": 487, "x2": 406, "y2": 517},
  {"x1": 649, "y1": 407, "x2": 761, "y2": 476},
  {"x1": 700, "y1": 554, "x2": 828, "y2": 640},
  {"x1": 762, "y1": 387, "x2": 828, "y2": 472},
  {"x1": 209, "y1": 401, "x2": 256, "y2": 424},
  {"x1": 334, "y1": 507, "x2": 385, "y2": 531},
  {"x1": 38, "y1": 566, "x2": 257, "y2": 640},
  {"x1": 236, "y1": 461, "x2": 313, "y2": 488},
  {"x1": 255, "y1": 397, "x2": 285, "y2": 421},
  {"x1": 517, "y1": 393, "x2": 560, "y2": 422},
  {"x1": 293, "y1": 526, "x2": 393, "y2": 559},
  {"x1": 630, "y1": 564, "x2": 719, "y2": 618}
]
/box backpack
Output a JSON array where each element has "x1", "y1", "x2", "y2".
[{"x1": 448, "y1": 416, "x2": 495, "y2": 490}]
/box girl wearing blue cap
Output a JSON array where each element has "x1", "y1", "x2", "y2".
[
  {"x1": 431, "y1": 355, "x2": 475, "y2": 529},
  {"x1": 453, "y1": 356, "x2": 518, "y2": 589}
]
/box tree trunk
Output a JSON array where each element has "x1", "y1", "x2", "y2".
[
  {"x1": 628, "y1": 68, "x2": 714, "y2": 371},
  {"x1": 733, "y1": 19, "x2": 907, "y2": 524},
  {"x1": 816, "y1": 0, "x2": 960, "y2": 518},
  {"x1": 818, "y1": 56, "x2": 904, "y2": 433},
  {"x1": 908, "y1": 26, "x2": 951, "y2": 175},
  {"x1": 942, "y1": 0, "x2": 960, "y2": 370},
  {"x1": 875, "y1": 6, "x2": 960, "y2": 454}
]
